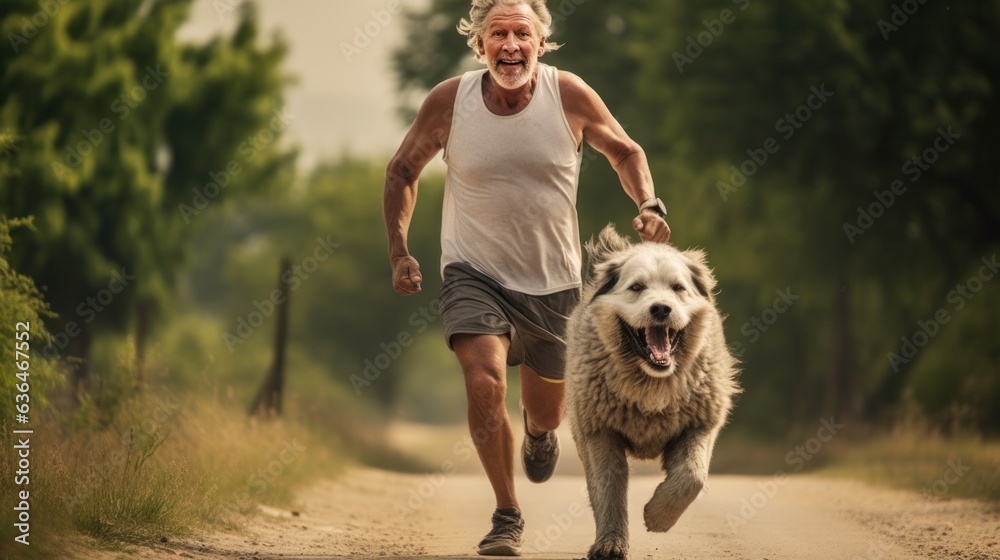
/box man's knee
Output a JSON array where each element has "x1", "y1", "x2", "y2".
[{"x1": 465, "y1": 367, "x2": 507, "y2": 409}]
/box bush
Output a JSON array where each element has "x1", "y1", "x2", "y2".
[{"x1": 0, "y1": 216, "x2": 62, "y2": 411}]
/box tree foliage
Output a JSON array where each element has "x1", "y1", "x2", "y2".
[
  {"x1": 0, "y1": 216, "x2": 61, "y2": 410},
  {"x1": 0, "y1": 0, "x2": 295, "y2": 379}
]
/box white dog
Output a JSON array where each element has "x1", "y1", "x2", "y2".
[{"x1": 566, "y1": 225, "x2": 740, "y2": 560}]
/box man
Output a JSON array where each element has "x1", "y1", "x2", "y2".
[{"x1": 383, "y1": 0, "x2": 670, "y2": 555}]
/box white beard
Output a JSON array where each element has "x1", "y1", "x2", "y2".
[{"x1": 488, "y1": 58, "x2": 535, "y2": 90}]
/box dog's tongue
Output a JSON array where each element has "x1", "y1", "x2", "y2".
[{"x1": 646, "y1": 326, "x2": 672, "y2": 364}]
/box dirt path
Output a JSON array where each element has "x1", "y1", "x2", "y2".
[
  {"x1": 89, "y1": 468, "x2": 1000, "y2": 560},
  {"x1": 82, "y1": 425, "x2": 999, "y2": 560},
  {"x1": 172, "y1": 469, "x2": 995, "y2": 560}
]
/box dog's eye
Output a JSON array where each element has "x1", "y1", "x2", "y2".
[
  {"x1": 672, "y1": 283, "x2": 686, "y2": 292},
  {"x1": 628, "y1": 283, "x2": 646, "y2": 293}
]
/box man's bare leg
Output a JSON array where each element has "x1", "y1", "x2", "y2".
[
  {"x1": 519, "y1": 365, "x2": 565, "y2": 483},
  {"x1": 520, "y1": 365, "x2": 565, "y2": 436},
  {"x1": 453, "y1": 333, "x2": 517, "y2": 510}
]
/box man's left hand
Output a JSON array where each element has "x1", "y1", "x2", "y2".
[{"x1": 632, "y1": 210, "x2": 671, "y2": 243}]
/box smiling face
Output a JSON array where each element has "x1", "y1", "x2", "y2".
[
  {"x1": 590, "y1": 244, "x2": 716, "y2": 379},
  {"x1": 478, "y1": 3, "x2": 546, "y2": 90}
]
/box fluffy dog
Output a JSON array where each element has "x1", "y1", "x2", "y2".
[{"x1": 566, "y1": 225, "x2": 740, "y2": 560}]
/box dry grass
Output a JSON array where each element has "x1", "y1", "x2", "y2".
[
  {"x1": 0, "y1": 389, "x2": 343, "y2": 559},
  {"x1": 713, "y1": 421, "x2": 1000, "y2": 504},
  {"x1": 819, "y1": 425, "x2": 1000, "y2": 504},
  {"x1": 0, "y1": 317, "x2": 416, "y2": 559}
]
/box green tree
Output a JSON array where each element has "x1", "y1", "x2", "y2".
[
  {"x1": 2, "y1": 131, "x2": 61, "y2": 411},
  {"x1": 0, "y1": 0, "x2": 296, "y2": 389},
  {"x1": 0, "y1": 218, "x2": 62, "y2": 412},
  {"x1": 628, "y1": 0, "x2": 1000, "y2": 425}
]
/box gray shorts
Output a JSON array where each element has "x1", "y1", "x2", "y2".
[{"x1": 439, "y1": 263, "x2": 581, "y2": 381}]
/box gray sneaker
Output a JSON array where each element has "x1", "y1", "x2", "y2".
[
  {"x1": 476, "y1": 507, "x2": 524, "y2": 556},
  {"x1": 521, "y1": 407, "x2": 560, "y2": 483}
]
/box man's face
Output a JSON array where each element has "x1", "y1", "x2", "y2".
[{"x1": 479, "y1": 3, "x2": 545, "y2": 91}]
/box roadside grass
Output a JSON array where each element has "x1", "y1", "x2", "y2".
[
  {"x1": 0, "y1": 310, "x2": 439, "y2": 559},
  {"x1": 711, "y1": 435, "x2": 802, "y2": 475},
  {"x1": 713, "y1": 421, "x2": 1000, "y2": 505},
  {"x1": 818, "y1": 425, "x2": 1000, "y2": 504},
  {"x1": 0, "y1": 365, "x2": 348, "y2": 559}
]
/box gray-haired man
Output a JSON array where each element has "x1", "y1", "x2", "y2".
[{"x1": 383, "y1": 0, "x2": 669, "y2": 554}]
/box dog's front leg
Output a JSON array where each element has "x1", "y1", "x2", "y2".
[
  {"x1": 644, "y1": 427, "x2": 719, "y2": 532},
  {"x1": 579, "y1": 429, "x2": 629, "y2": 560}
]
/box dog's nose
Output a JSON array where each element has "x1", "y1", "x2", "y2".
[{"x1": 650, "y1": 304, "x2": 671, "y2": 321}]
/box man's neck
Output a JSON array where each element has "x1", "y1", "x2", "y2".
[{"x1": 482, "y1": 66, "x2": 540, "y2": 116}]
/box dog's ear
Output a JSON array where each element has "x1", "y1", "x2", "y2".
[
  {"x1": 584, "y1": 224, "x2": 632, "y2": 280},
  {"x1": 592, "y1": 263, "x2": 621, "y2": 300},
  {"x1": 683, "y1": 249, "x2": 717, "y2": 300}
]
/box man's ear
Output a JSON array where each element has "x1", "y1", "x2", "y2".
[
  {"x1": 538, "y1": 37, "x2": 545, "y2": 57},
  {"x1": 477, "y1": 37, "x2": 485, "y2": 57}
]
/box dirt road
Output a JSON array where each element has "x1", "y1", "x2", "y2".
[
  {"x1": 156, "y1": 468, "x2": 995, "y2": 560},
  {"x1": 96, "y1": 424, "x2": 998, "y2": 560}
]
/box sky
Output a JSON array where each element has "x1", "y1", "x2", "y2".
[{"x1": 179, "y1": 0, "x2": 431, "y2": 171}]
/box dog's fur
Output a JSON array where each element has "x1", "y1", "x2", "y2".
[{"x1": 566, "y1": 225, "x2": 740, "y2": 560}]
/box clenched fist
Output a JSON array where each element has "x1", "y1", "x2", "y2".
[
  {"x1": 391, "y1": 255, "x2": 422, "y2": 295},
  {"x1": 632, "y1": 210, "x2": 671, "y2": 243}
]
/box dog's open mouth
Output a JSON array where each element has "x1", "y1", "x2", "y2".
[{"x1": 618, "y1": 318, "x2": 683, "y2": 370}]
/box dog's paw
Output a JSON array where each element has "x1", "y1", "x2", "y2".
[
  {"x1": 643, "y1": 499, "x2": 681, "y2": 532},
  {"x1": 643, "y1": 475, "x2": 703, "y2": 532},
  {"x1": 587, "y1": 538, "x2": 629, "y2": 560}
]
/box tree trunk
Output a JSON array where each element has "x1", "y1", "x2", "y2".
[
  {"x1": 830, "y1": 277, "x2": 856, "y2": 421},
  {"x1": 863, "y1": 268, "x2": 965, "y2": 421},
  {"x1": 134, "y1": 298, "x2": 150, "y2": 383},
  {"x1": 71, "y1": 320, "x2": 92, "y2": 400},
  {"x1": 791, "y1": 323, "x2": 811, "y2": 425},
  {"x1": 865, "y1": 358, "x2": 916, "y2": 422},
  {"x1": 250, "y1": 257, "x2": 291, "y2": 417}
]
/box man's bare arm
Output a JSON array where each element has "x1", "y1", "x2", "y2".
[
  {"x1": 559, "y1": 71, "x2": 670, "y2": 243},
  {"x1": 384, "y1": 78, "x2": 459, "y2": 295}
]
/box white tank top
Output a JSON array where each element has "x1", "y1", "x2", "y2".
[{"x1": 441, "y1": 64, "x2": 584, "y2": 295}]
